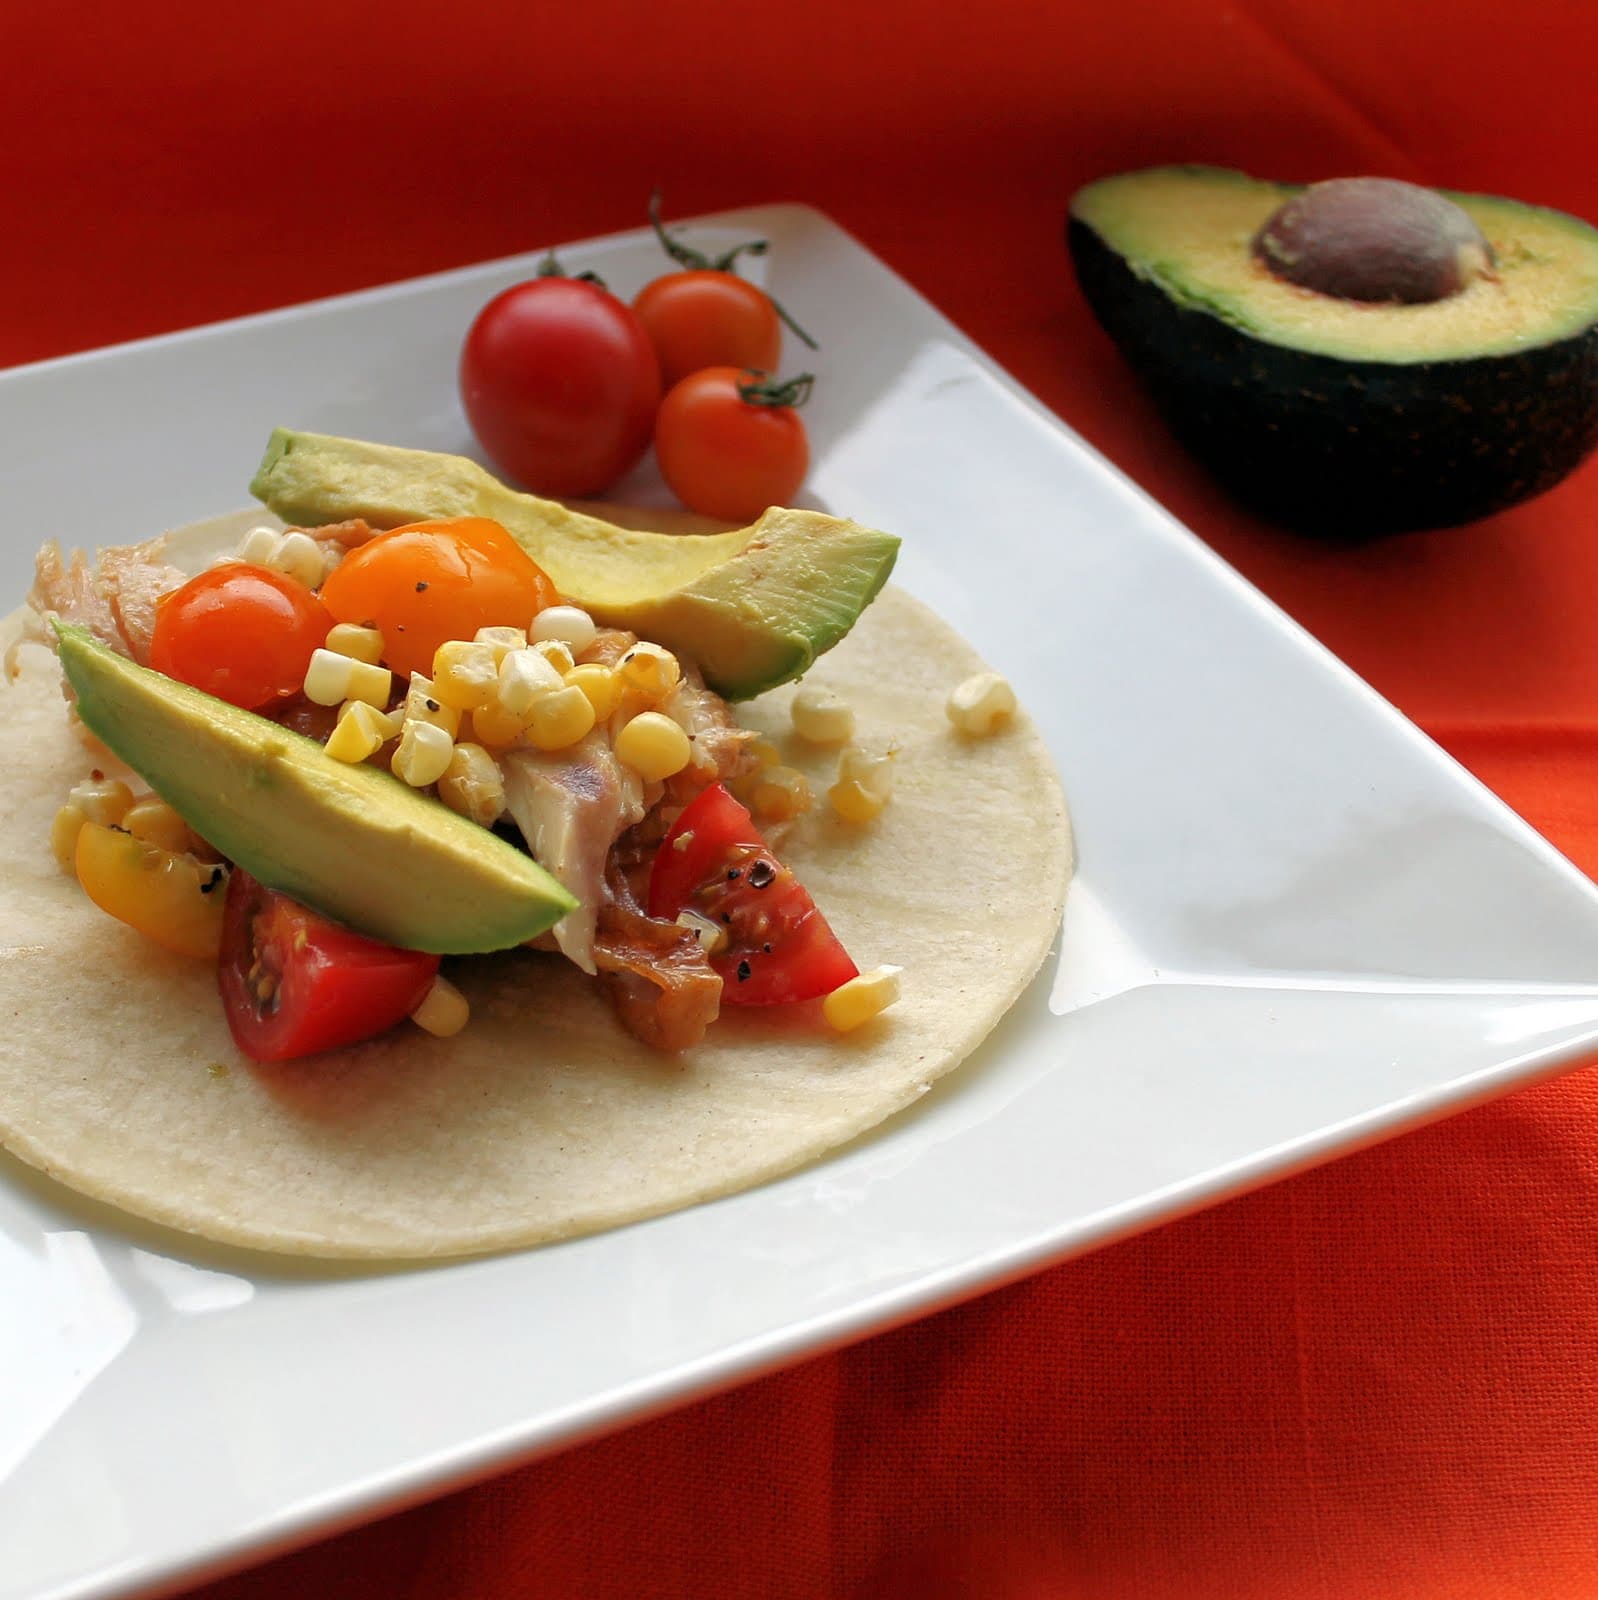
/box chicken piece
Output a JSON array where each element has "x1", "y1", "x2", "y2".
[{"x1": 26, "y1": 534, "x2": 186, "y2": 664}]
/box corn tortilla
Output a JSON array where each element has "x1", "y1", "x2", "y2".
[{"x1": 0, "y1": 513, "x2": 1072, "y2": 1259}]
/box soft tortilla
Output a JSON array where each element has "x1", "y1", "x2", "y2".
[{"x1": 0, "y1": 515, "x2": 1072, "y2": 1258}]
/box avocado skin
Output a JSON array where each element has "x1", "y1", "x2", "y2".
[{"x1": 1067, "y1": 214, "x2": 1598, "y2": 537}]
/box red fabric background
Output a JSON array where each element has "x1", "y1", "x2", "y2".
[{"x1": 11, "y1": 1, "x2": 1598, "y2": 1593}]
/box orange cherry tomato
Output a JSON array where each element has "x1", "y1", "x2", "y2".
[
  {"x1": 654, "y1": 368, "x2": 812, "y2": 523},
  {"x1": 149, "y1": 564, "x2": 333, "y2": 710},
  {"x1": 318, "y1": 518, "x2": 557, "y2": 679},
  {"x1": 632, "y1": 272, "x2": 782, "y2": 392}
]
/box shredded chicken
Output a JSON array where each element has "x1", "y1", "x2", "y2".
[{"x1": 591, "y1": 858, "x2": 723, "y2": 1052}]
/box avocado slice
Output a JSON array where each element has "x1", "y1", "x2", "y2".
[
  {"x1": 1067, "y1": 165, "x2": 1598, "y2": 535},
  {"x1": 56, "y1": 625, "x2": 576, "y2": 954},
  {"x1": 250, "y1": 429, "x2": 899, "y2": 700}
]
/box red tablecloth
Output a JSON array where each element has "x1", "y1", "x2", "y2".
[{"x1": 13, "y1": 2, "x2": 1598, "y2": 1593}]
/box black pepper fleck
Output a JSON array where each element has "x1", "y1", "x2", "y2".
[
  {"x1": 426, "y1": 698, "x2": 440, "y2": 713},
  {"x1": 736, "y1": 959, "x2": 752, "y2": 982},
  {"x1": 748, "y1": 860, "x2": 776, "y2": 889},
  {"x1": 415, "y1": 580, "x2": 429, "y2": 592},
  {"x1": 726, "y1": 868, "x2": 741, "y2": 881},
  {"x1": 762, "y1": 942, "x2": 773, "y2": 954},
  {"x1": 199, "y1": 867, "x2": 224, "y2": 895}
]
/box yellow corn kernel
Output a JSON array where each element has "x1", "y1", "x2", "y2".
[
  {"x1": 405, "y1": 673, "x2": 461, "y2": 738},
  {"x1": 532, "y1": 638, "x2": 576, "y2": 676},
  {"x1": 68, "y1": 776, "x2": 134, "y2": 826},
  {"x1": 525, "y1": 685, "x2": 597, "y2": 752},
  {"x1": 823, "y1": 965, "x2": 904, "y2": 1032},
  {"x1": 123, "y1": 796, "x2": 191, "y2": 854},
  {"x1": 747, "y1": 738, "x2": 781, "y2": 771},
  {"x1": 497, "y1": 647, "x2": 565, "y2": 716},
  {"x1": 791, "y1": 684, "x2": 854, "y2": 745},
  {"x1": 563, "y1": 662, "x2": 621, "y2": 721},
  {"x1": 469, "y1": 697, "x2": 532, "y2": 748},
  {"x1": 325, "y1": 622, "x2": 385, "y2": 664},
  {"x1": 615, "y1": 641, "x2": 681, "y2": 705},
  {"x1": 749, "y1": 764, "x2": 813, "y2": 821},
  {"x1": 391, "y1": 721, "x2": 455, "y2": 787},
  {"x1": 840, "y1": 745, "x2": 896, "y2": 801},
  {"x1": 304, "y1": 648, "x2": 392, "y2": 709},
  {"x1": 614, "y1": 711, "x2": 692, "y2": 781},
  {"x1": 474, "y1": 625, "x2": 528, "y2": 664},
  {"x1": 827, "y1": 778, "x2": 884, "y2": 823},
  {"x1": 412, "y1": 974, "x2": 470, "y2": 1037},
  {"x1": 51, "y1": 803, "x2": 86, "y2": 873},
  {"x1": 437, "y1": 742, "x2": 507, "y2": 827},
  {"x1": 74, "y1": 822, "x2": 227, "y2": 960},
  {"x1": 431, "y1": 639, "x2": 502, "y2": 712},
  {"x1": 946, "y1": 671, "x2": 1017, "y2": 736},
  {"x1": 325, "y1": 700, "x2": 394, "y2": 764},
  {"x1": 530, "y1": 604, "x2": 598, "y2": 653}
]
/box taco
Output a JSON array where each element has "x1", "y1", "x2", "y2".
[{"x1": 0, "y1": 439, "x2": 1072, "y2": 1259}]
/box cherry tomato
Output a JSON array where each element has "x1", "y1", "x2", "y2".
[
  {"x1": 318, "y1": 517, "x2": 556, "y2": 679},
  {"x1": 632, "y1": 271, "x2": 782, "y2": 392},
  {"x1": 219, "y1": 870, "x2": 440, "y2": 1062},
  {"x1": 648, "y1": 783, "x2": 857, "y2": 1005},
  {"x1": 654, "y1": 368, "x2": 811, "y2": 523},
  {"x1": 459, "y1": 275, "x2": 661, "y2": 497},
  {"x1": 149, "y1": 564, "x2": 333, "y2": 710}
]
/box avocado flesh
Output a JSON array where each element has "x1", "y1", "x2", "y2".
[
  {"x1": 1068, "y1": 165, "x2": 1598, "y2": 534},
  {"x1": 1071, "y1": 165, "x2": 1598, "y2": 362},
  {"x1": 250, "y1": 430, "x2": 900, "y2": 701},
  {"x1": 56, "y1": 625, "x2": 576, "y2": 954}
]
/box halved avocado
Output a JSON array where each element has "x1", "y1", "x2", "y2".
[{"x1": 1067, "y1": 165, "x2": 1598, "y2": 535}]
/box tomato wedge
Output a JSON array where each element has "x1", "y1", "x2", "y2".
[
  {"x1": 219, "y1": 871, "x2": 440, "y2": 1062},
  {"x1": 648, "y1": 783, "x2": 857, "y2": 1004}
]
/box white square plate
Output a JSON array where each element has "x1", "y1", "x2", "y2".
[{"x1": 6, "y1": 205, "x2": 1598, "y2": 1600}]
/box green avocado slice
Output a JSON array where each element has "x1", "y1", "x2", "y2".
[
  {"x1": 249, "y1": 429, "x2": 899, "y2": 701},
  {"x1": 56, "y1": 625, "x2": 575, "y2": 954}
]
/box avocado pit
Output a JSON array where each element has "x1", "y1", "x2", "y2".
[{"x1": 1252, "y1": 176, "x2": 1495, "y2": 305}]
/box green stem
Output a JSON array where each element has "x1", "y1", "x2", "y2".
[{"x1": 736, "y1": 371, "x2": 815, "y2": 409}]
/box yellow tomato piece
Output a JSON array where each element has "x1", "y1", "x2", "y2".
[{"x1": 74, "y1": 822, "x2": 226, "y2": 960}]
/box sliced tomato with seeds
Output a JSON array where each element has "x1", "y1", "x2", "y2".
[
  {"x1": 219, "y1": 870, "x2": 440, "y2": 1062},
  {"x1": 648, "y1": 783, "x2": 857, "y2": 1005}
]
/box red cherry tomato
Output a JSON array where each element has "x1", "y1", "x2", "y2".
[
  {"x1": 459, "y1": 275, "x2": 661, "y2": 497},
  {"x1": 149, "y1": 564, "x2": 333, "y2": 710},
  {"x1": 632, "y1": 271, "x2": 782, "y2": 392},
  {"x1": 654, "y1": 367, "x2": 811, "y2": 522},
  {"x1": 219, "y1": 870, "x2": 440, "y2": 1062},
  {"x1": 318, "y1": 517, "x2": 557, "y2": 679},
  {"x1": 648, "y1": 783, "x2": 857, "y2": 1004}
]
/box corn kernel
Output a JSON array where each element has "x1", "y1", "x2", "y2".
[
  {"x1": 437, "y1": 742, "x2": 507, "y2": 827},
  {"x1": 497, "y1": 647, "x2": 565, "y2": 716},
  {"x1": 947, "y1": 671, "x2": 1017, "y2": 736},
  {"x1": 614, "y1": 711, "x2": 693, "y2": 781},
  {"x1": 405, "y1": 673, "x2": 461, "y2": 738},
  {"x1": 123, "y1": 796, "x2": 191, "y2": 854},
  {"x1": 325, "y1": 700, "x2": 394, "y2": 763},
  {"x1": 468, "y1": 699, "x2": 530, "y2": 748},
  {"x1": 525, "y1": 685, "x2": 597, "y2": 752},
  {"x1": 747, "y1": 738, "x2": 781, "y2": 771},
  {"x1": 791, "y1": 684, "x2": 855, "y2": 745},
  {"x1": 68, "y1": 776, "x2": 134, "y2": 826},
  {"x1": 238, "y1": 525, "x2": 281, "y2": 565},
  {"x1": 749, "y1": 765, "x2": 813, "y2": 821},
  {"x1": 473, "y1": 625, "x2": 528, "y2": 664},
  {"x1": 823, "y1": 965, "x2": 904, "y2": 1032},
  {"x1": 827, "y1": 778, "x2": 885, "y2": 823},
  {"x1": 51, "y1": 803, "x2": 86, "y2": 873},
  {"x1": 532, "y1": 638, "x2": 576, "y2": 675},
  {"x1": 839, "y1": 745, "x2": 896, "y2": 801},
  {"x1": 271, "y1": 530, "x2": 326, "y2": 589},
  {"x1": 411, "y1": 974, "x2": 470, "y2": 1037},
  {"x1": 304, "y1": 648, "x2": 392, "y2": 709},
  {"x1": 431, "y1": 640, "x2": 501, "y2": 711},
  {"x1": 675, "y1": 909, "x2": 728, "y2": 955},
  {"x1": 325, "y1": 622, "x2": 385, "y2": 664},
  {"x1": 564, "y1": 662, "x2": 621, "y2": 720},
  {"x1": 530, "y1": 604, "x2": 598, "y2": 653},
  {"x1": 392, "y1": 721, "x2": 454, "y2": 787},
  {"x1": 616, "y1": 641, "x2": 681, "y2": 705}
]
